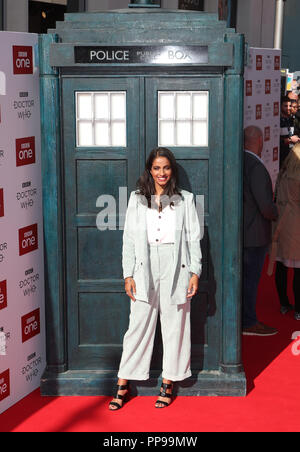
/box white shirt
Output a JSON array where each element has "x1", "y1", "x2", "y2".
[{"x1": 146, "y1": 203, "x2": 176, "y2": 244}]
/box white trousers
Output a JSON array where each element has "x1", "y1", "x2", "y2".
[{"x1": 118, "y1": 243, "x2": 191, "y2": 382}]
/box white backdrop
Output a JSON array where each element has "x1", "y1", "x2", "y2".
[
  {"x1": 0, "y1": 32, "x2": 45, "y2": 414},
  {"x1": 244, "y1": 47, "x2": 281, "y2": 188}
]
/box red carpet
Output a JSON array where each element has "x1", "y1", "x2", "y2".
[{"x1": 1, "y1": 258, "x2": 300, "y2": 432}]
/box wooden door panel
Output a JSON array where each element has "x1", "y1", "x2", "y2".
[
  {"x1": 76, "y1": 159, "x2": 127, "y2": 214},
  {"x1": 77, "y1": 228, "x2": 123, "y2": 280}
]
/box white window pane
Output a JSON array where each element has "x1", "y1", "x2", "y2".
[
  {"x1": 77, "y1": 93, "x2": 92, "y2": 119},
  {"x1": 76, "y1": 91, "x2": 127, "y2": 148},
  {"x1": 159, "y1": 93, "x2": 174, "y2": 119},
  {"x1": 78, "y1": 121, "x2": 93, "y2": 146},
  {"x1": 177, "y1": 121, "x2": 191, "y2": 146},
  {"x1": 95, "y1": 122, "x2": 110, "y2": 146},
  {"x1": 159, "y1": 121, "x2": 175, "y2": 146},
  {"x1": 193, "y1": 93, "x2": 208, "y2": 119},
  {"x1": 111, "y1": 122, "x2": 126, "y2": 146},
  {"x1": 176, "y1": 93, "x2": 191, "y2": 119},
  {"x1": 94, "y1": 93, "x2": 109, "y2": 119},
  {"x1": 111, "y1": 93, "x2": 126, "y2": 120},
  {"x1": 193, "y1": 121, "x2": 208, "y2": 146}
]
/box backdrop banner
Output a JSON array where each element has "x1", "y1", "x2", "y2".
[
  {"x1": 0, "y1": 32, "x2": 45, "y2": 414},
  {"x1": 244, "y1": 47, "x2": 281, "y2": 189}
]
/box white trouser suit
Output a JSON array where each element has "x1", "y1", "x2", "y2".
[
  {"x1": 118, "y1": 199, "x2": 194, "y2": 382},
  {"x1": 118, "y1": 243, "x2": 191, "y2": 381}
]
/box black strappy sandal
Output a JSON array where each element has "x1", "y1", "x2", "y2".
[
  {"x1": 108, "y1": 382, "x2": 130, "y2": 411},
  {"x1": 155, "y1": 382, "x2": 173, "y2": 408}
]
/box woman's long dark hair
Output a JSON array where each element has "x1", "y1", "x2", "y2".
[{"x1": 136, "y1": 147, "x2": 182, "y2": 208}]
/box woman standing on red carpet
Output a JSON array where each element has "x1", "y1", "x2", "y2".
[
  {"x1": 268, "y1": 144, "x2": 300, "y2": 319},
  {"x1": 108, "y1": 147, "x2": 202, "y2": 410}
]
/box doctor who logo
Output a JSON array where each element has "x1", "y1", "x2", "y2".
[
  {"x1": 0, "y1": 149, "x2": 4, "y2": 166},
  {"x1": 18, "y1": 223, "x2": 38, "y2": 256},
  {"x1": 21, "y1": 308, "x2": 40, "y2": 343},
  {"x1": 13, "y1": 46, "x2": 33, "y2": 75},
  {"x1": 21, "y1": 352, "x2": 42, "y2": 383},
  {"x1": 0, "y1": 241, "x2": 7, "y2": 264}
]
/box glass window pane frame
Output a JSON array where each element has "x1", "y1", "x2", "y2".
[
  {"x1": 158, "y1": 90, "x2": 209, "y2": 148},
  {"x1": 75, "y1": 91, "x2": 127, "y2": 148}
]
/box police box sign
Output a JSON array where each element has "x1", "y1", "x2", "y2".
[{"x1": 74, "y1": 45, "x2": 209, "y2": 65}]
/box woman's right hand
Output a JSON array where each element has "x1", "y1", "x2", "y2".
[{"x1": 124, "y1": 277, "x2": 136, "y2": 302}]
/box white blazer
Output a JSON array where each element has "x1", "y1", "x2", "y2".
[{"x1": 122, "y1": 189, "x2": 202, "y2": 305}]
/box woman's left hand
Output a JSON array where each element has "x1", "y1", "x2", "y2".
[{"x1": 187, "y1": 273, "x2": 199, "y2": 299}]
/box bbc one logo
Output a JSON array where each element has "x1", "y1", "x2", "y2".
[
  {"x1": 264, "y1": 126, "x2": 271, "y2": 142},
  {"x1": 274, "y1": 101, "x2": 279, "y2": 117},
  {"x1": 256, "y1": 104, "x2": 262, "y2": 120},
  {"x1": 0, "y1": 369, "x2": 10, "y2": 402},
  {"x1": 21, "y1": 308, "x2": 40, "y2": 343},
  {"x1": 274, "y1": 55, "x2": 281, "y2": 71},
  {"x1": 265, "y1": 79, "x2": 271, "y2": 95},
  {"x1": 246, "y1": 80, "x2": 252, "y2": 97},
  {"x1": 18, "y1": 223, "x2": 38, "y2": 256},
  {"x1": 0, "y1": 280, "x2": 7, "y2": 311},
  {"x1": 0, "y1": 188, "x2": 4, "y2": 217},
  {"x1": 256, "y1": 55, "x2": 263, "y2": 71},
  {"x1": 16, "y1": 137, "x2": 35, "y2": 167},
  {"x1": 12, "y1": 46, "x2": 33, "y2": 75}
]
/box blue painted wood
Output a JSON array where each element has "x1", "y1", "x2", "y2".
[
  {"x1": 52, "y1": 19, "x2": 228, "y2": 30},
  {"x1": 221, "y1": 33, "x2": 245, "y2": 374},
  {"x1": 63, "y1": 11, "x2": 218, "y2": 23},
  {"x1": 221, "y1": 73, "x2": 244, "y2": 373},
  {"x1": 39, "y1": 34, "x2": 66, "y2": 373},
  {"x1": 282, "y1": 0, "x2": 300, "y2": 71},
  {"x1": 41, "y1": 369, "x2": 246, "y2": 397}
]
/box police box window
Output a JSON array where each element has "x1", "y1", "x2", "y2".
[
  {"x1": 158, "y1": 91, "x2": 209, "y2": 147},
  {"x1": 76, "y1": 92, "x2": 127, "y2": 148},
  {"x1": 29, "y1": 1, "x2": 66, "y2": 34}
]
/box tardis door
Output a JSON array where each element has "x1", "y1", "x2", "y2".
[
  {"x1": 145, "y1": 77, "x2": 223, "y2": 371},
  {"x1": 62, "y1": 75, "x2": 223, "y2": 373},
  {"x1": 62, "y1": 77, "x2": 141, "y2": 370}
]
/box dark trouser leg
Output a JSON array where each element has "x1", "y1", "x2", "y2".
[
  {"x1": 275, "y1": 261, "x2": 290, "y2": 307},
  {"x1": 243, "y1": 246, "x2": 268, "y2": 329},
  {"x1": 293, "y1": 268, "x2": 300, "y2": 313}
]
